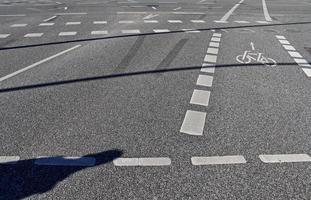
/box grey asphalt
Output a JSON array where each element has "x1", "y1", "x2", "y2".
[{"x1": 1, "y1": 0, "x2": 311, "y2": 199}]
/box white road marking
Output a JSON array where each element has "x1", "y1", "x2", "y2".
[
  {"x1": 288, "y1": 51, "x2": 302, "y2": 58},
  {"x1": 283, "y1": 45, "x2": 295, "y2": 51},
  {"x1": 66, "y1": 21, "x2": 81, "y2": 25},
  {"x1": 59, "y1": 31, "x2": 77, "y2": 36},
  {"x1": 207, "y1": 47, "x2": 219, "y2": 54},
  {"x1": 43, "y1": 15, "x2": 56, "y2": 22},
  {"x1": 213, "y1": 33, "x2": 222, "y2": 37},
  {"x1": 11, "y1": 24, "x2": 27, "y2": 27},
  {"x1": 0, "y1": 34, "x2": 10, "y2": 38},
  {"x1": 122, "y1": 29, "x2": 141, "y2": 34},
  {"x1": 56, "y1": 12, "x2": 87, "y2": 15},
  {"x1": 143, "y1": 13, "x2": 159, "y2": 20},
  {"x1": 0, "y1": 156, "x2": 20, "y2": 164},
  {"x1": 201, "y1": 63, "x2": 215, "y2": 73},
  {"x1": 39, "y1": 22, "x2": 54, "y2": 26},
  {"x1": 91, "y1": 30, "x2": 108, "y2": 35},
  {"x1": 153, "y1": 29, "x2": 170, "y2": 33},
  {"x1": 144, "y1": 20, "x2": 158, "y2": 23},
  {"x1": 173, "y1": 7, "x2": 182, "y2": 10},
  {"x1": 219, "y1": 0, "x2": 244, "y2": 22},
  {"x1": 211, "y1": 37, "x2": 221, "y2": 42},
  {"x1": 180, "y1": 110, "x2": 206, "y2": 135},
  {"x1": 0, "y1": 45, "x2": 81, "y2": 82},
  {"x1": 93, "y1": 21, "x2": 107, "y2": 24},
  {"x1": 256, "y1": 20, "x2": 269, "y2": 24},
  {"x1": 151, "y1": 6, "x2": 157, "y2": 10},
  {"x1": 191, "y1": 156, "x2": 247, "y2": 165},
  {"x1": 262, "y1": 0, "x2": 272, "y2": 22},
  {"x1": 209, "y1": 42, "x2": 220, "y2": 47},
  {"x1": 24, "y1": 33, "x2": 43, "y2": 37},
  {"x1": 234, "y1": 20, "x2": 249, "y2": 23},
  {"x1": 173, "y1": 12, "x2": 205, "y2": 15},
  {"x1": 294, "y1": 58, "x2": 308, "y2": 64},
  {"x1": 302, "y1": 68, "x2": 311, "y2": 77},
  {"x1": 0, "y1": 14, "x2": 26, "y2": 17},
  {"x1": 190, "y1": 89, "x2": 211, "y2": 106},
  {"x1": 190, "y1": 20, "x2": 206, "y2": 23},
  {"x1": 276, "y1": 35, "x2": 286, "y2": 39},
  {"x1": 278, "y1": 39, "x2": 290, "y2": 45},
  {"x1": 117, "y1": 11, "x2": 147, "y2": 14},
  {"x1": 196, "y1": 74, "x2": 214, "y2": 87},
  {"x1": 182, "y1": 29, "x2": 200, "y2": 33},
  {"x1": 113, "y1": 157, "x2": 171, "y2": 166},
  {"x1": 119, "y1": 20, "x2": 135, "y2": 24},
  {"x1": 204, "y1": 54, "x2": 217, "y2": 63},
  {"x1": 214, "y1": 20, "x2": 228, "y2": 23},
  {"x1": 259, "y1": 154, "x2": 311, "y2": 163},
  {"x1": 168, "y1": 20, "x2": 182, "y2": 23},
  {"x1": 35, "y1": 156, "x2": 96, "y2": 166}
]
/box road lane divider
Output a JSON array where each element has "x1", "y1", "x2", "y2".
[
  {"x1": 259, "y1": 154, "x2": 311, "y2": 163},
  {"x1": 275, "y1": 35, "x2": 311, "y2": 77},
  {"x1": 35, "y1": 156, "x2": 96, "y2": 166},
  {"x1": 0, "y1": 45, "x2": 81, "y2": 82},
  {"x1": 191, "y1": 156, "x2": 247, "y2": 165},
  {"x1": 180, "y1": 32, "x2": 222, "y2": 136},
  {"x1": 113, "y1": 157, "x2": 171, "y2": 166},
  {"x1": 0, "y1": 156, "x2": 20, "y2": 164}
]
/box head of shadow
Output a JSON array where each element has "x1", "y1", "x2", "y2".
[{"x1": 0, "y1": 149, "x2": 123, "y2": 200}]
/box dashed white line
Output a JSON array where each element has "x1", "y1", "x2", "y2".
[
  {"x1": 191, "y1": 156, "x2": 247, "y2": 165},
  {"x1": 168, "y1": 20, "x2": 183, "y2": 23},
  {"x1": 259, "y1": 154, "x2": 311, "y2": 163},
  {"x1": 59, "y1": 31, "x2": 77, "y2": 36},
  {"x1": 256, "y1": 20, "x2": 269, "y2": 24},
  {"x1": 219, "y1": 0, "x2": 244, "y2": 22},
  {"x1": 190, "y1": 20, "x2": 206, "y2": 23},
  {"x1": 43, "y1": 15, "x2": 56, "y2": 22},
  {"x1": 196, "y1": 74, "x2": 214, "y2": 87},
  {"x1": 119, "y1": 20, "x2": 135, "y2": 24},
  {"x1": 24, "y1": 33, "x2": 43, "y2": 37},
  {"x1": 66, "y1": 21, "x2": 81, "y2": 25},
  {"x1": 93, "y1": 21, "x2": 107, "y2": 24},
  {"x1": 144, "y1": 20, "x2": 158, "y2": 23},
  {"x1": 56, "y1": 12, "x2": 87, "y2": 15},
  {"x1": 39, "y1": 22, "x2": 54, "y2": 26},
  {"x1": 262, "y1": 0, "x2": 272, "y2": 22},
  {"x1": 283, "y1": 45, "x2": 295, "y2": 51},
  {"x1": 0, "y1": 34, "x2": 10, "y2": 38},
  {"x1": 122, "y1": 29, "x2": 141, "y2": 34},
  {"x1": 113, "y1": 157, "x2": 171, "y2": 166},
  {"x1": 211, "y1": 37, "x2": 221, "y2": 42},
  {"x1": 276, "y1": 35, "x2": 286, "y2": 39},
  {"x1": 153, "y1": 29, "x2": 170, "y2": 33},
  {"x1": 190, "y1": 89, "x2": 211, "y2": 106},
  {"x1": 11, "y1": 24, "x2": 27, "y2": 27},
  {"x1": 201, "y1": 63, "x2": 215, "y2": 73},
  {"x1": 35, "y1": 156, "x2": 96, "y2": 166},
  {"x1": 209, "y1": 42, "x2": 220, "y2": 47},
  {"x1": 234, "y1": 20, "x2": 249, "y2": 23},
  {"x1": 204, "y1": 54, "x2": 217, "y2": 63},
  {"x1": 0, "y1": 45, "x2": 81, "y2": 82},
  {"x1": 180, "y1": 110, "x2": 206, "y2": 136},
  {"x1": 0, "y1": 156, "x2": 20, "y2": 164},
  {"x1": 91, "y1": 30, "x2": 108, "y2": 35},
  {"x1": 206, "y1": 47, "x2": 219, "y2": 54},
  {"x1": 288, "y1": 51, "x2": 302, "y2": 58}
]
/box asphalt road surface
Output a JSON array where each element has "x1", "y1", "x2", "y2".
[{"x1": 1, "y1": 0, "x2": 311, "y2": 199}]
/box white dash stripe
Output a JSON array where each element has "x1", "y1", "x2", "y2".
[
  {"x1": 196, "y1": 74, "x2": 214, "y2": 87},
  {"x1": 153, "y1": 29, "x2": 170, "y2": 33},
  {"x1": 56, "y1": 12, "x2": 87, "y2": 15},
  {"x1": 119, "y1": 20, "x2": 134, "y2": 23},
  {"x1": 91, "y1": 30, "x2": 108, "y2": 35},
  {"x1": 259, "y1": 154, "x2": 311, "y2": 163},
  {"x1": 279, "y1": 39, "x2": 290, "y2": 45},
  {"x1": 35, "y1": 156, "x2": 96, "y2": 166},
  {"x1": 191, "y1": 20, "x2": 205, "y2": 23},
  {"x1": 211, "y1": 37, "x2": 221, "y2": 42},
  {"x1": 168, "y1": 20, "x2": 182, "y2": 23},
  {"x1": 204, "y1": 54, "x2": 217, "y2": 63},
  {"x1": 294, "y1": 58, "x2": 308, "y2": 64},
  {"x1": 302, "y1": 68, "x2": 311, "y2": 77},
  {"x1": 24, "y1": 33, "x2": 43, "y2": 37},
  {"x1": 0, "y1": 34, "x2": 10, "y2": 38},
  {"x1": 11, "y1": 24, "x2": 27, "y2": 27},
  {"x1": 209, "y1": 42, "x2": 219, "y2": 47},
  {"x1": 234, "y1": 20, "x2": 249, "y2": 23},
  {"x1": 201, "y1": 63, "x2": 215, "y2": 73},
  {"x1": 180, "y1": 110, "x2": 206, "y2": 136},
  {"x1": 0, "y1": 45, "x2": 81, "y2": 82},
  {"x1": 43, "y1": 15, "x2": 56, "y2": 22},
  {"x1": 206, "y1": 47, "x2": 219, "y2": 54},
  {"x1": 39, "y1": 22, "x2": 54, "y2": 26},
  {"x1": 122, "y1": 30, "x2": 140, "y2": 34},
  {"x1": 59, "y1": 32, "x2": 77, "y2": 36},
  {"x1": 113, "y1": 157, "x2": 171, "y2": 166},
  {"x1": 0, "y1": 156, "x2": 20, "y2": 164},
  {"x1": 288, "y1": 51, "x2": 302, "y2": 58},
  {"x1": 144, "y1": 20, "x2": 158, "y2": 23},
  {"x1": 191, "y1": 156, "x2": 247, "y2": 165},
  {"x1": 283, "y1": 45, "x2": 295, "y2": 51},
  {"x1": 190, "y1": 89, "x2": 211, "y2": 106},
  {"x1": 256, "y1": 20, "x2": 269, "y2": 24},
  {"x1": 212, "y1": 33, "x2": 222, "y2": 37},
  {"x1": 276, "y1": 35, "x2": 286, "y2": 40},
  {"x1": 66, "y1": 22, "x2": 81, "y2": 25},
  {"x1": 93, "y1": 21, "x2": 107, "y2": 24}
]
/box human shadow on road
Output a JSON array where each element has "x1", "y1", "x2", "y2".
[{"x1": 0, "y1": 149, "x2": 122, "y2": 200}]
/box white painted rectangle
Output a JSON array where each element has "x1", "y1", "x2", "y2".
[
  {"x1": 276, "y1": 35, "x2": 286, "y2": 40},
  {"x1": 35, "y1": 156, "x2": 96, "y2": 166},
  {"x1": 302, "y1": 68, "x2": 311, "y2": 77},
  {"x1": 180, "y1": 110, "x2": 206, "y2": 135},
  {"x1": 168, "y1": 20, "x2": 182, "y2": 23},
  {"x1": 122, "y1": 30, "x2": 140, "y2": 34},
  {"x1": 209, "y1": 42, "x2": 219, "y2": 47},
  {"x1": 59, "y1": 32, "x2": 77, "y2": 36},
  {"x1": 234, "y1": 20, "x2": 249, "y2": 23},
  {"x1": 211, "y1": 37, "x2": 221, "y2": 42},
  {"x1": 24, "y1": 33, "x2": 43, "y2": 37},
  {"x1": 206, "y1": 47, "x2": 219, "y2": 54},
  {"x1": 144, "y1": 20, "x2": 158, "y2": 23},
  {"x1": 196, "y1": 74, "x2": 213, "y2": 87},
  {"x1": 256, "y1": 21, "x2": 269, "y2": 24},
  {"x1": 91, "y1": 30, "x2": 108, "y2": 35},
  {"x1": 119, "y1": 20, "x2": 134, "y2": 24},
  {"x1": 0, "y1": 34, "x2": 10, "y2": 38},
  {"x1": 213, "y1": 33, "x2": 222, "y2": 37},
  {"x1": 153, "y1": 29, "x2": 170, "y2": 33},
  {"x1": 0, "y1": 156, "x2": 20, "y2": 164},
  {"x1": 191, "y1": 156, "x2": 246, "y2": 165},
  {"x1": 11, "y1": 24, "x2": 27, "y2": 27},
  {"x1": 279, "y1": 39, "x2": 290, "y2": 45},
  {"x1": 93, "y1": 21, "x2": 107, "y2": 24},
  {"x1": 204, "y1": 54, "x2": 217, "y2": 63},
  {"x1": 113, "y1": 158, "x2": 139, "y2": 166},
  {"x1": 66, "y1": 22, "x2": 81, "y2": 25},
  {"x1": 39, "y1": 23, "x2": 54, "y2": 26},
  {"x1": 283, "y1": 45, "x2": 295, "y2": 51},
  {"x1": 191, "y1": 20, "x2": 205, "y2": 23},
  {"x1": 113, "y1": 157, "x2": 171, "y2": 166},
  {"x1": 259, "y1": 154, "x2": 311, "y2": 163},
  {"x1": 288, "y1": 51, "x2": 302, "y2": 58},
  {"x1": 190, "y1": 89, "x2": 211, "y2": 106},
  {"x1": 201, "y1": 63, "x2": 215, "y2": 73},
  {"x1": 294, "y1": 58, "x2": 308, "y2": 64}
]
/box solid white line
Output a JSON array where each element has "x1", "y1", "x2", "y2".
[
  {"x1": 66, "y1": 22, "x2": 81, "y2": 25},
  {"x1": 201, "y1": 63, "x2": 215, "y2": 73},
  {"x1": 197, "y1": 74, "x2": 214, "y2": 87},
  {"x1": 207, "y1": 47, "x2": 219, "y2": 54},
  {"x1": 204, "y1": 54, "x2": 217, "y2": 63},
  {"x1": 113, "y1": 157, "x2": 171, "y2": 166},
  {"x1": 262, "y1": 0, "x2": 272, "y2": 22},
  {"x1": 180, "y1": 110, "x2": 206, "y2": 135},
  {"x1": 24, "y1": 33, "x2": 43, "y2": 37},
  {"x1": 59, "y1": 32, "x2": 77, "y2": 36},
  {"x1": 219, "y1": 0, "x2": 244, "y2": 22},
  {"x1": 0, "y1": 45, "x2": 81, "y2": 82},
  {"x1": 93, "y1": 21, "x2": 107, "y2": 24},
  {"x1": 190, "y1": 89, "x2": 211, "y2": 106},
  {"x1": 0, "y1": 156, "x2": 20, "y2": 164},
  {"x1": 259, "y1": 154, "x2": 311, "y2": 163},
  {"x1": 43, "y1": 15, "x2": 56, "y2": 22},
  {"x1": 39, "y1": 22, "x2": 54, "y2": 26},
  {"x1": 35, "y1": 156, "x2": 96, "y2": 166},
  {"x1": 0, "y1": 34, "x2": 10, "y2": 38},
  {"x1": 191, "y1": 156, "x2": 247, "y2": 165},
  {"x1": 302, "y1": 68, "x2": 311, "y2": 77},
  {"x1": 288, "y1": 51, "x2": 302, "y2": 58},
  {"x1": 11, "y1": 24, "x2": 27, "y2": 27},
  {"x1": 91, "y1": 30, "x2": 108, "y2": 35},
  {"x1": 122, "y1": 29, "x2": 141, "y2": 34}
]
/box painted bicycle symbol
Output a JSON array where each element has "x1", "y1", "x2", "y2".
[{"x1": 236, "y1": 42, "x2": 277, "y2": 67}]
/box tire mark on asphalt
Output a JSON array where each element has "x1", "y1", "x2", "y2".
[
  {"x1": 114, "y1": 35, "x2": 146, "y2": 73},
  {"x1": 156, "y1": 38, "x2": 188, "y2": 72}
]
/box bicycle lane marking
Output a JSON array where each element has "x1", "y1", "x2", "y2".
[
  {"x1": 275, "y1": 35, "x2": 311, "y2": 77},
  {"x1": 180, "y1": 33, "x2": 222, "y2": 136}
]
